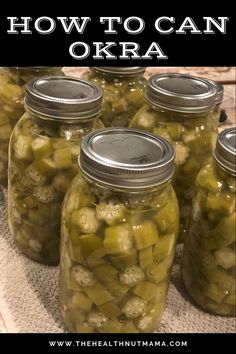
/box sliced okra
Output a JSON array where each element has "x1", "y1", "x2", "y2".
[
  {"x1": 71, "y1": 292, "x2": 93, "y2": 312},
  {"x1": 79, "y1": 233, "x2": 104, "y2": 258},
  {"x1": 154, "y1": 203, "x2": 178, "y2": 234},
  {"x1": 132, "y1": 220, "x2": 159, "y2": 250},
  {"x1": 214, "y1": 247, "x2": 235, "y2": 269},
  {"x1": 31, "y1": 137, "x2": 52, "y2": 159},
  {"x1": 135, "y1": 301, "x2": 165, "y2": 333},
  {"x1": 147, "y1": 258, "x2": 171, "y2": 284},
  {"x1": 71, "y1": 265, "x2": 97, "y2": 287},
  {"x1": 104, "y1": 223, "x2": 133, "y2": 254},
  {"x1": 104, "y1": 278, "x2": 129, "y2": 297},
  {"x1": 98, "y1": 302, "x2": 122, "y2": 319},
  {"x1": 121, "y1": 295, "x2": 146, "y2": 319},
  {"x1": 84, "y1": 283, "x2": 114, "y2": 305},
  {"x1": 71, "y1": 207, "x2": 101, "y2": 234},
  {"x1": 54, "y1": 148, "x2": 73, "y2": 169},
  {"x1": 94, "y1": 263, "x2": 118, "y2": 283},
  {"x1": 205, "y1": 283, "x2": 226, "y2": 304},
  {"x1": 14, "y1": 135, "x2": 33, "y2": 161},
  {"x1": 109, "y1": 249, "x2": 138, "y2": 270},
  {"x1": 119, "y1": 266, "x2": 145, "y2": 287},
  {"x1": 153, "y1": 233, "x2": 176, "y2": 262},
  {"x1": 97, "y1": 319, "x2": 123, "y2": 333},
  {"x1": 96, "y1": 199, "x2": 126, "y2": 226},
  {"x1": 87, "y1": 310, "x2": 109, "y2": 328},
  {"x1": 139, "y1": 246, "x2": 154, "y2": 270},
  {"x1": 133, "y1": 281, "x2": 158, "y2": 301}
]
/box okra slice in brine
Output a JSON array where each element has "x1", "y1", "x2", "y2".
[
  {"x1": 133, "y1": 281, "x2": 158, "y2": 301},
  {"x1": 71, "y1": 208, "x2": 101, "y2": 234},
  {"x1": 104, "y1": 223, "x2": 133, "y2": 254},
  {"x1": 132, "y1": 221, "x2": 159, "y2": 250},
  {"x1": 84, "y1": 284, "x2": 114, "y2": 305},
  {"x1": 139, "y1": 247, "x2": 154, "y2": 270},
  {"x1": 109, "y1": 249, "x2": 138, "y2": 270},
  {"x1": 71, "y1": 292, "x2": 93, "y2": 312},
  {"x1": 79, "y1": 234, "x2": 104, "y2": 258},
  {"x1": 121, "y1": 295, "x2": 147, "y2": 319}
]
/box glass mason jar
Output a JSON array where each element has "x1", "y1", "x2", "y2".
[
  {"x1": 181, "y1": 128, "x2": 236, "y2": 316},
  {"x1": 0, "y1": 67, "x2": 64, "y2": 186},
  {"x1": 82, "y1": 67, "x2": 147, "y2": 127},
  {"x1": 59, "y1": 128, "x2": 179, "y2": 333},
  {"x1": 130, "y1": 73, "x2": 218, "y2": 238},
  {"x1": 8, "y1": 76, "x2": 104, "y2": 265}
]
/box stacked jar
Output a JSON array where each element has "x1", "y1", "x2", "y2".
[
  {"x1": 82, "y1": 67, "x2": 146, "y2": 127},
  {"x1": 8, "y1": 76, "x2": 104, "y2": 265},
  {"x1": 130, "y1": 74, "x2": 218, "y2": 238},
  {"x1": 181, "y1": 128, "x2": 236, "y2": 316},
  {"x1": 59, "y1": 128, "x2": 180, "y2": 333},
  {"x1": 0, "y1": 67, "x2": 64, "y2": 186}
]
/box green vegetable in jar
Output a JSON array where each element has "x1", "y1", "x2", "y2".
[
  {"x1": 59, "y1": 128, "x2": 179, "y2": 332},
  {"x1": 8, "y1": 76, "x2": 104, "y2": 265},
  {"x1": 82, "y1": 67, "x2": 146, "y2": 127},
  {"x1": 130, "y1": 74, "x2": 218, "y2": 239},
  {"x1": 181, "y1": 128, "x2": 236, "y2": 316},
  {"x1": 0, "y1": 67, "x2": 64, "y2": 186}
]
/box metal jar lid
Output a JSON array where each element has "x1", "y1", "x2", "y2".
[
  {"x1": 93, "y1": 67, "x2": 146, "y2": 75},
  {"x1": 25, "y1": 76, "x2": 103, "y2": 120},
  {"x1": 79, "y1": 128, "x2": 175, "y2": 189},
  {"x1": 10, "y1": 67, "x2": 62, "y2": 71},
  {"x1": 145, "y1": 73, "x2": 216, "y2": 113},
  {"x1": 205, "y1": 79, "x2": 224, "y2": 105},
  {"x1": 213, "y1": 127, "x2": 236, "y2": 176}
]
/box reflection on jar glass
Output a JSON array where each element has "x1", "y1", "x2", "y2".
[
  {"x1": 181, "y1": 128, "x2": 236, "y2": 316},
  {"x1": 0, "y1": 67, "x2": 64, "y2": 187},
  {"x1": 204, "y1": 78, "x2": 224, "y2": 124},
  {"x1": 8, "y1": 76, "x2": 104, "y2": 265},
  {"x1": 130, "y1": 73, "x2": 218, "y2": 238},
  {"x1": 59, "y1": 128, "x2": 180, "y2": 333},
  {"x1": 82, "y1": 67, "x2": 147, "y2": 127}
]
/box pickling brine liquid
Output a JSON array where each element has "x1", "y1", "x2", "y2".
[
  {"x1": 59, "y1": 172, "x2": 179, "y2": 333},
  {"x1": 181, "y1": 160, "x2": 236, "y2": 316},
  {"x1": 0, "y1": 67, "x2": 63, "y2": 186},
  {"x1": 82, "y1": 67, "x2": 146, "y2": 128}
]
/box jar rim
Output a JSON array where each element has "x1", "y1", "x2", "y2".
[
  {"x1": 145, "y1": 73, "x2": 216, "y2": 113},
  {"x1": 79, "y1": 128, "x2": 175, "y2": 189},
  {"x1": 92, "y1": 67, "x2": 146, "y2": 75},
  {"x1": 213, "y1": 127, "x2": 236, "y2": 176},
  {"x1": 25, "y1": 76, "x2": 103, "y2": 121}
]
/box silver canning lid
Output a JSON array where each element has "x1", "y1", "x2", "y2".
[
  {"x1": 213, "y1": 127, "x2": 236, "y2": 176},
  {"x1": 93, "y1": 67, "x2": 146, "y2": 75},
  {"x1": 25, "y1": 76, "x2": 103, "y2": 120},
  {"x1": 79, "y1": 128, "x2": 175, "y2": 189},
  {"x1": 146, "y1": 73, "x2": 216, "y2": 113},
  {"x1": 206, "y1": 79, "x2": 224, "y2": 105}
]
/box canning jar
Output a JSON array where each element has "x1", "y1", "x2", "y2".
[
  {"x1": 181, "y1": 128, "x2": 236, "y2": 316},
  {"x1": 8, "y1": 76, "x2": 104, "y2": 265},
  {"x1": 59, "y1": 128, "x2": 179, "y2": 333},
  {"x1": 82, "y1": 67, "x2": 146, "y2": 127},
  {"x1": 0, "y1": 67, "x2": 64, "y2": 186},
  {"x1": 130, "y1": 73, "x2": 218, "y2": 237}
]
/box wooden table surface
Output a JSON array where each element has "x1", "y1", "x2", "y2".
[{"x1": 0, "y1": 66, "x2": 235, "y2": 333}]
